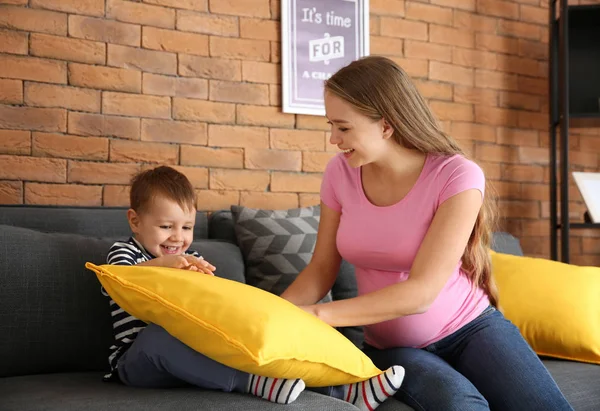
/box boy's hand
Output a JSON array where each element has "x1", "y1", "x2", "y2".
[
  {"x1": 148, "y1": 255, "x2": 216, "y2": 275},
  {"x1": 183, "y1": 255, "x2": 216, "y2": 276}
]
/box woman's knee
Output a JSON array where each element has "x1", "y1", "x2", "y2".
[
  {"x1": 365, "y1": 347, "x2": 489, "y2": 411},
  {"x1": 398, "y1": 368, "x2": 489, "y2": 411}
]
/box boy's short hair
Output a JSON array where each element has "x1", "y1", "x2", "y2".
[{"x1": 129, "y1": 166, "x2": 196, "y2": 214}]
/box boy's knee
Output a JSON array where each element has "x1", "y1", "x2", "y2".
[
  {"x1": 131, "y1": 324, "x2": 173, "y2": 357},
  {"x1": 141, "y1": 323, "x2": 168, "y2": 339}
]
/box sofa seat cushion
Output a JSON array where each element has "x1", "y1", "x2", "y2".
[
  {"x1": 542, "y1": 359, "x2": 600, "y2": 411},
  {"x1": 2, "y1": 364, "x2": 596, "y2": 411},
  {"x1": 0, "y1": 372, "x2": 359, "y2": 411},
  {"x1": 378, "y1": 359, "x2": 599, "y2": 411}
]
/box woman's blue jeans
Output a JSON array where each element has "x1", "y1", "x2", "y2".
[{"x1": 363, "y1": 306, "x2": 573, "y2": 411}]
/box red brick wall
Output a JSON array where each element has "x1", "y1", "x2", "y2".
[{"x1": 0, "y1": 0, "x2": 598, "y2": 263}]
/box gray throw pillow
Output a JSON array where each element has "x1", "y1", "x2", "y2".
[{"x1": 230, "y1": 205, "x2": 332, "y2": 302}]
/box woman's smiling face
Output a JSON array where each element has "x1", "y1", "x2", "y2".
[{"x1": 325, "y1": 91, "x2": 392, "y2": 168}]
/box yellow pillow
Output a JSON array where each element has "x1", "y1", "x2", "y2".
[
  {"x1": 491, "y1": 252, "x2": 600, "y2": 365},
  {"x1": 85, "y1": 263, "x2": 381, "y2": 386}
]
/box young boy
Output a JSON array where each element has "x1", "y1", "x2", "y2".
[{"x1": 102, "y1": 165, "x2": 404, "y2": 409}]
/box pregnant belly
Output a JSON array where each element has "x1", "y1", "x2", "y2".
[{"x1": 356, "y1": 267, "x2": 485, "y2": 349}]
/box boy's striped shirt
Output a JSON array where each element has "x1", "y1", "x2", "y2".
[{"x1": 102, "y1": 237, "x2": 199, "y2": 381}]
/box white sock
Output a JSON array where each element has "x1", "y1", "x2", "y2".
[
  {"x1": 246, "y1": 374, "x2": 305, "y2": 404},
  {"x1": 342, "y1": 366, "x2": 405, "y2": 411}
]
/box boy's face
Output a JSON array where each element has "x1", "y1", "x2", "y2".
[{"x1": 127, "y1": 196, "x2": 196, "y2": 258}]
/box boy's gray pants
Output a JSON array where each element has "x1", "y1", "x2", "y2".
[{"x1": 117, "y1": 323, "x2": 343, "y2": 399}]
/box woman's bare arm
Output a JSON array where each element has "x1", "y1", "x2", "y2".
[{"x1": 303, "y1": 189, "x2": 483, "y2": 327}]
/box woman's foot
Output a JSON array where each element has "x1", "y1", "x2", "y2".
[
  {"x1": 246, "y1": 374, "x2": 305, "y2": 404},
  {"x1": 342, "y1": 366, "x2": 405, "y2": 411}
]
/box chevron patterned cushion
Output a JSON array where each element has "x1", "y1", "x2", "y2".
[{"x1": 231, "y1": 205, "x2": 332, "y2": 302}]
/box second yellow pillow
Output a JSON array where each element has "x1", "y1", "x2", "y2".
[{"x1": 492, "y1": 252, "x2": 600, "y2": 365}]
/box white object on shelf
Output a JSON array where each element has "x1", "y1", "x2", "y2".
[{"x1": 572, "y1": 172, "x2": 600, "y2": 223}]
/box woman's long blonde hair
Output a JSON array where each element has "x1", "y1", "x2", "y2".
[{"x1": 325, "y1": 56, "x2": 499, "y2": 306}]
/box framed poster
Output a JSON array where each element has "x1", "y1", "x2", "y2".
[
  {"x1": 573, "y1": 172, "x2": 600, "y2": 223},
  {"x1": 281, "y1": 0, "x2": 370, "y2": 116}
]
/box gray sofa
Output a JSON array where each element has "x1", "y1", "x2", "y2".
[{"x1": 1, "y1": 205, "x2": 598, "y2": 411}]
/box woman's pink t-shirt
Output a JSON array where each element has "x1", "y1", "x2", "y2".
[{"x1": 320, "y1": 152, "x2": 490, "y2": 349}]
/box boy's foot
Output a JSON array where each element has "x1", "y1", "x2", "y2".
[
  {"x1": 246, "y1": 374, "x2": 305, "y2": 404},
  {"x1": 342, "y1": 366, "x2": 405, "y2": 411}
]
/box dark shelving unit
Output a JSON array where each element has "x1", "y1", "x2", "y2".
[{"x1": 549, "y1": 1, "x2": 600, "y2": 263}]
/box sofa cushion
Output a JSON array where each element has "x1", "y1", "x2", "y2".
[
  {"x1": 542, "y1": 359, "x2": 600, "y2": 411},
  {"x1": 0, "y1": 372, "x2": 360, "y2": 411},
  {"x1": 87, "y1": 262, "x2": 383, "y2": 387},
  {"x1": 0, "y1": 225, "x2": 247, "y2": 378},
  {"x1": 191, "y1": 240, "x2": 246, "y2": 284},
  {"x1": 0, "y1": 225, "x2": 115, "y2": 378},
  {"x1": 230, "y1": 205, "x2": 332, "y2": 302},
  {"x1": 208, "y1": 210, "x2": 238, "y2": 244},
  {"x1": 491, "y1": 231, "x2": 523, "y2": 256},
  {"x1": 0, "y1": 205, "x2": 210, "y2": 240}
]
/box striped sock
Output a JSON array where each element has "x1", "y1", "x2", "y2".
[
  {"x1": 246, "y1": 374, "x2": 305, "y2": 404},
  {"x1": 342, "y1": 366, "x2": 405, "y2": 411}
]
